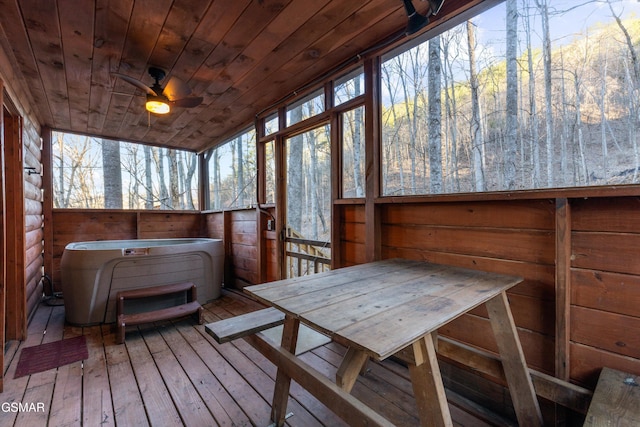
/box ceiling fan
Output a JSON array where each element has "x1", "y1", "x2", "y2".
[{"x1": 112, "y1": 67, "x2": 203, "y2": 115}]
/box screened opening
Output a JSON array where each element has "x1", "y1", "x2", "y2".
[
  {"x1": 334, "y1": 67, "x2": 364, "y2": 106},
  {"x1": 52, "y1": 131, "x2": 199, "y2": 210},
  {"x1": 286, "y1": 89, "x2": 325, "y2": 127},
  {"x1": 381, "y1": 0, "x2": 640, "y2": 196},
  {"x1": 342, "y1": 105, "x2": 366, "y2": 198},
  {"x1": 207, "y1": 128, "x2": 257, "y2": 210}
]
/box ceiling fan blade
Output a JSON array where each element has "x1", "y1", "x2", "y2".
[
  {"x1": 162, "y1": 76, "x2": 193, "y2": 101},
  {"x1": 112, "y1": 73, "x2": 157, "y2": 96},
  {"x1": 171, "y1": 96, "x2": 203, "y2": 108}
]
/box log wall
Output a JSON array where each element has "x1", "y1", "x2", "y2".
[
  {"x1": 1, "y1": 48, "x2": 44, "y2": 330},
  {"x1": 23, "y1": 119, "x2": 43, "y2": 320}
]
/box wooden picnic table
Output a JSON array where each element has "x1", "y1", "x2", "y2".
[{"x1": 244, "y1": 258, "x2": 543, "y2": 427}]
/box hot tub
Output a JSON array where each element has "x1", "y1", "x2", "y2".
[{"x1": 60, "y1": 238, "x2": 223, "y2": 326}]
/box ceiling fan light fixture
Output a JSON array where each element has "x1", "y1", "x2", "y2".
[{"x1": 146, "y1": 95, "x2": 170, "y2": 114}]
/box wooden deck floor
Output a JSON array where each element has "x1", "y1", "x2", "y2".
[{"x1": 1, "y1": 290, "x2": 509, "y2": 426}]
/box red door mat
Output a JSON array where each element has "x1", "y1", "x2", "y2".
[{"x1": 14, "y1": 335, "x2": 88, "y2": 379}]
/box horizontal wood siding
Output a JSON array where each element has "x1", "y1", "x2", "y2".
[
  {"x1": 569, "y1": 197, "x2": 640, "y2": 387},
  {"x1": 137, "y1": 212, "x2": 204, "y2": 239},
  {"x1": 340, "y1": 204, "x2": 366, "y2": 266},
  {"x1": 229, "y1": 210, "x2": 258, "y2": 287},
  {"x1": 204, "y1": 212, "x2": 224, "y2": 239},
  {"x1": 380, "y1": 199, "x2": 557, "y2": 375},
  {"x1": 50, "y1": 210, "x2": 204, "y2": 291}
]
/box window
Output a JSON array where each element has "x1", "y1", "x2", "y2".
[
  {"x1": 381, "y1": 0, "x2": 640, "y2": 196},
  {"x1": 342, "y1": 106, "x2": 365, "y2": 198},
  {"x1": 335, "y1": 68, "x2": 364, "y2": 106},
  {"x1": 285, "y1": 125, "x2": 331, "y2": 243},
  {"x1": 264, "y1": 113, "x2": 279, "y2": 136},
  {"x1": 207, "y1": 127, "x2": 257, "y2": 210},
  {"x1": 52, "y1": 131, "x2": 199, "y2": 209},
  {"x1": 265, "y1": 140, "x2": 276, "y2": 204},
  {"x1": 286, "y1": 89, "x2": 325, "y2": 126}
]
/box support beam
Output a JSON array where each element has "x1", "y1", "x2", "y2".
[{"x1": 246, "y1": 333, "x2": 394, "y2": 427}]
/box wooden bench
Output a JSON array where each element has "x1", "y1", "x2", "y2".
[
  {"x1": 116, "y1": 282, "x2": 203, "y2": 344},
  {"x1": 204, "y1": 307, "x2": 285, "y2": 344},
  {"x1": 583, "y1": 367, "x2": 640, "y2": 426}
]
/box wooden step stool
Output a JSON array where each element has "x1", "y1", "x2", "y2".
[{"x1": 116, "y1": 281, "x2": 203, "y2": 344}]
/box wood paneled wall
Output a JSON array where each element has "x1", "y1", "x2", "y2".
[
  {"x1": 49, "y1": 210, "x2": 204, "y2": 291},
  {"x1": 338, "y1": 196, "x2": 640, "y2": 394},
  {"x1": 203, "y1": 209, "x2": 259, "y2": 288},
  {"x1": 569, "y1": 197, "x2": 640, "y2": 388}
]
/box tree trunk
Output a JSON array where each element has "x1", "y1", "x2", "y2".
[
  {"x1": 428, "y1": 36, "x2": 443, "y2": 193},
  {"x1": 504, "y1": 0, "x2": 518, "y2": 190},
  {"x1": 524, "y1": 3, "x2": 540, "y2": 187},
  {"x1": 144, "y1": 145, "x2": 153, "y2": 209},
  {"x1": 101, "y1": 138, "x2": 122, "y2": 209},
  {"x1": 237, "y1": 135, "x2": 245, "y2": 207},
  {"x1": 168, "y1": 149, "x2": 180, "y2": 208},
  {"x1": 536, "y1": 0, "x2": 554, "y2": 187},
  {"x1": 288, "y1": 106, "x2": 303, "y2": 232},
  {"x1": 467, "y1": 20, "x2": 485, "y2": 191}
]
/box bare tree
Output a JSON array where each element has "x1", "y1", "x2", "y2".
[
  {"x1": 608, "y1": 0, "x2": 640, "y2": 180},
  {"x1": 504, "y1": 0, "x2": 518, "y2": 189},
  {"x1": 143, "y1": 145, "x2": 154, "y2": 208},
  {"x1": 523, "y1": 1, "x2": 541, "y2": 187},
  {"x1": 168, "y1": 149, "x2": 180, "y2": 207},
  {"x1": 382, "y1": 61, "x2": 406, "y2": 194},
  {"x1": 101, "y1": 139, "x2": 122, "y2": 209},
  {"x1": 535, "y1": 0, "x2": 554, "y2": 187},
  {"x1": 428, "y1": 35, "x2": 443, "y2": 193},
  {"x1": 467, "y1": 20, "x2": 485, "y2": 191},
  {"x1": 288, "y1": 106, "x2": 303, "y2": 232}
]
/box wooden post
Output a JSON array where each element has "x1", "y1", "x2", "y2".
[
  {"x1": 409, "y1": 333, "x2": 452, "y2": 427},
  {"x1": 486, "y1": 291, "x2": 543, "y2": 426},
  {"x1": 270, "y1": 315, "x2": 299, "y2": 426},
  {"x1": 364, "y1": 58, "x2": 381, "y2": 263},
  {"x1": 336, "y1": 347, "x2": 369, "y2": 393}
]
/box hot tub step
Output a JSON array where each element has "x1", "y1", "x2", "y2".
[{"x1": 116, "y1": 282, "x2": 203, "y2": 344}]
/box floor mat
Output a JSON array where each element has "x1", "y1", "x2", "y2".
[{"x1": 14, "y1": 335, "x2": 88, "y2": 379}]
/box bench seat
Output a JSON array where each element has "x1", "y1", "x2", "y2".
[
  {"x1": 205, "y1": 307, "x2": 285, "y2": 343},
  {"x1": 583, "y1": 367, "x2": 640, "y2": 426}
]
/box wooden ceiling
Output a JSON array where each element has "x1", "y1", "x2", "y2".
[{"x1": 0, "y1": 0, "x2": 473, "y2": 153}]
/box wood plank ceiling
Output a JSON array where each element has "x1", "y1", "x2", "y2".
[{"x1": 0, "y1": 0, "x2": 465, "y2": 153}]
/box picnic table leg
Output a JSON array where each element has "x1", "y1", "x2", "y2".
[
  {"x1": 486, "y1": 291, "x2": 543, "y2": 427},
  {"x1": 270, "y1": 315, "x2": 300, "y2": 426},
  {"x1": 336, "y1": 347, "x2": 369, "y2": 392},
  {"x1": 409, "y1": 332, "x2": 452, "y2": 427}
]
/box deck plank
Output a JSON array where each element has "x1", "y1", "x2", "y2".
[
  {"x1": 0, "y1": 291, "x2": 496, "y2": 427},
  {"x1": 164, "y1": 319, "x2": 252, "y2": 426},
  {"x1": 15, "y1": 305, "x2": 65, "y2": 427},
  {"x1": 47, "y1": 325, "x2": 83, "y2": 426},
  {"x1": 102, "y1": 325, "x2": 149, "y2": 427},
  {"x1": 140, "y1": 325, "x2": 217, "y2": 426},
  {"x1": 201, "y1": 306, "x2": 328, "y2": 427},
  {"x1": 125, "y1": 329, "x2": 182, "y2": 426},
  {"x1": 81, "y1": 326, "x2": 115, "y2": 427},
  {"x1": 179, "y1": 322, "x2": 274, "y2": 425}
]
